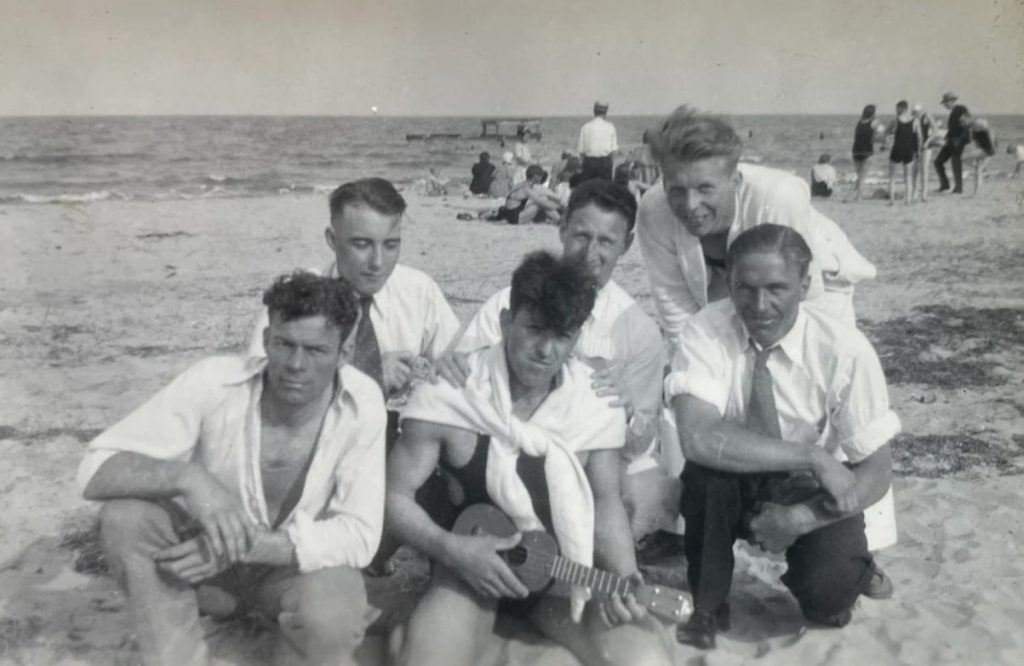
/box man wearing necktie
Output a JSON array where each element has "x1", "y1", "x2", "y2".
[{"x1": 665, "y1": 225, "x2": 898, "y2": 649}]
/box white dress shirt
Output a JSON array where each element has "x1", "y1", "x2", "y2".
[
  {"x1": 77, "y1": 356, "x2": 387, "y2": 572},
  {"x1": 637, "y1": 163, "x2": 877, "y2": 344},
  {"x1": 577, "y1": 117, "x2": 619, "y2": 158},
  {"x1": 454, "y1": 280, "x2": 665, "y2": 466},
  {"x1": 664, "y1": 299, "x2": 899, "y2": 549},
  {"x1": 248, "y1": 262, "x2": 461, "y2": 360}
]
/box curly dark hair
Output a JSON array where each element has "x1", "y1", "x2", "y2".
[
  {"x1": 650, "y1": 105, "x2": 743, "y2": 169},
  {"x1": 726, "y1": 224, "x2": 813, "y2": 278},
  {"x1": 262, "y1": 271, "x2": 360, "y2": 342},
  {"x1": 564, "y1": 178, "x2": 638, "y2": 233},
  {"x1": 508, "y1": 251, "x2": 597, "y2": 336}
]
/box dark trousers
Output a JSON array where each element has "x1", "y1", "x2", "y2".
[
  {"x1": 681, "y1": 462, "x2": 873, "y2": 622},
  {"x1": 934, "y1": 140, "x2": 966, "y2": 191},
  {"x1": 581, "y1": 155, "x2": 613, "y2": 182}
]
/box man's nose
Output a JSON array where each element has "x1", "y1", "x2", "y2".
[
  {"x1": 536, "y1": 336, "x2": 556, "y2": 358},
  {"x1": 685, "y1": 190, "x2": 702, "y2": 212},
  {"x1": 286, "y1": 347, "x2": 307, "y2": 370},
  {"x1": 367, "y1": 245, "x2": 382, "y2": 270},
  {"x1": 754, "y1": 289, "x2": 770, "y2": 311}
]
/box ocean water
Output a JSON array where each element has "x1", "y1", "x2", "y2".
[{"x1": 2, "y1": 114, "x2": 1022, "y2": 205}]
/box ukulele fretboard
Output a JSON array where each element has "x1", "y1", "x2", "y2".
[{"x1": 549, "y1": 555, "x2": 632, "y2": 596}]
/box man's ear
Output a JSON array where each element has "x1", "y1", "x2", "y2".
[
  {"x1": 262, "y1": 326, "x2": 270, "y2": 354},
  {"x1": 324, "y1": 226, "x2": 336, "y2": 252},
  {"x1": 730, "y1": 168, "x2": 743, "y2": 190},
  {"x1": 800, "y1": 272, "x2": 811, "y2": 300}
]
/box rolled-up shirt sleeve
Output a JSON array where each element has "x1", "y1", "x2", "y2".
[
  {"x1": 285, "y1": 397, "x2": 387, "y2": 572},
  {"x1": 663, "y1": 320, "x2": 729, "y2": 416},
  {"x1": 77, "y1": 360, "x2": 210, "y2": 491},
  {"x1": 831, "y1": 344, "x2": 901, "y2": 463}
]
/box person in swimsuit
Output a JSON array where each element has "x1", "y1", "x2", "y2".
[
  {"x1": 886, "y1": 100, "x2": 918, "y2": 206},
  {"x1": 964, "y1": 117, "x2": 996, "y2": 197},
  {"x1": 492, "y1": 164, "x2": 562, "y2": 225},
  {"x1": 844, "y1": 104, "x2": 882, "y2": 203},
  {"x1": 386, "y1": 252, "x2": 674, "y2": 666},
  {"x1": 910, "y1": 103, "x2": 938, "y2": 202}
]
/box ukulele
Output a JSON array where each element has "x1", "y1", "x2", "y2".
[{"x1": 453, "y1": 503, "x2": 692, "y2": 622}]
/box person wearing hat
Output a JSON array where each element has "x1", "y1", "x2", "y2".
[
  {"x1": 578, "y1": 101, "x2": 619, "y2": 183},
  {"x1": 934, "y1": 92, "x2": 970, "y2": 194}
]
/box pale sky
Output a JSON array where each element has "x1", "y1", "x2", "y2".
[{"x1": 1, "y1": 0, "x2": 1022, "y2": 116}]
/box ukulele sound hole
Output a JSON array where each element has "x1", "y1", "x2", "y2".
[{"x1": 505, "y1": 546, "x2": 528, "y2": 566}]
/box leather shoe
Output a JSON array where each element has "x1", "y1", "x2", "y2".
[{"x1": 676, "y1": 603, "x2": 730, "y2": 649}]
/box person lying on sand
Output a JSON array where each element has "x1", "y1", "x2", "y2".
[
  {"x1": 78, "y1": 272, "x2": 385, "y2": 666},
  {"x1": 385, "y1": 251, "x2": 675, "y2": 666},
  {"x1": 669, "y1": 225, "x2": 899, "y2": 649}
]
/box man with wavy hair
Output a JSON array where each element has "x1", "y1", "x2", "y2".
[
  {"x1": 387, "y1": 251, "x2": 673, "y2": 666},
  {"x1": 80, "y1": 272, "x2": 385, "y2": 666}
]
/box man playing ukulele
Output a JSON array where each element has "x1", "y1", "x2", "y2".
[{"x1": 385, "y1": 251, "x2": 674, "y2": 666}]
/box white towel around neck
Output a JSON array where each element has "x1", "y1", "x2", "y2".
[{"x1": 401, "y1": 344, "x2": 626, "y2": 570}]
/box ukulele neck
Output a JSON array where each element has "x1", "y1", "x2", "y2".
[{"x1": 549, "y1": 555, "x2": 632, "y2": 597}]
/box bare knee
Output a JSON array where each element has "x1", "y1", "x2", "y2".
[
  {"x1": 279, "y1": 567, "x2": 367, "y2": 653},
  {"x1": 98, "y1": 499, "x2": 172, "y2": 557}
]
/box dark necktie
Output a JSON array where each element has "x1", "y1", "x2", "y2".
[
  {"x1": 352, "y1": 296, "x2": 385, "y2": 393},
  {"x1": 747, "y1": 344, "x2": 781, "y2": 438}
]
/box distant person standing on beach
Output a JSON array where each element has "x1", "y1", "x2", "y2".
[
  {"x1": 911, "y1": 103, "x2": 937, "y2": 202},
  {"x1": 844, "y1": 104, "x2": 882, "y2": 203},
  {"x1": 934, "y1": 92, "x2": 970, "y2": 194},
  {"x1": 578, "y1": 101, "x2": 619, "y2": 182},
  {"x1": 629, "y1": 129, "x2": 661, "y2": 186},
  {"x1": 886, "y1": 100, "x2": 918, "y2": 206},
  {"x1": 512, "y1": 125, "x2": 532, "y2": 185},
  {"x1": 1008, "y1": 143, "x2": 1024, "y2": 178},
  {"x1": 964, "y1": 117, "x2": 996, "y2": 197},
  {"x1": 810, "y1": 154, "x2": 837, "y2": 198},
  {"x1": 469, "y1": 152, "x2": 495, "y2": 196}
]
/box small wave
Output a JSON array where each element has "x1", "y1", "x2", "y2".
[
  {"x1": 0, "y1": 151, "x2": 151, "y2": 165},
  {"x1": 0, "y1": 190, "x2": 131, "y2": 205}
]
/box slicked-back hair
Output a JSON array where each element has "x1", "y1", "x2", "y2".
[
  {"x1": 726, "y1": 224, "x2": 813, "y2": 278},
  {"x1": 861, "y1": 104, "x2": 876, "y2": 120},
  {"x1": 564, "y1": 179, "x2": 638, "y2": 233},
  {"x1": 262, "y1": 271, "x2": 360, "y2": 344},
  {"x1": 328, "y1": 177, "x2": 406, "y2": 224},
  {"x1": 508, "y1": 251, "x2": 597, "y2": 336},
  {"x1": 650, "y1": 105, "x2": 743, "y2": 169}
]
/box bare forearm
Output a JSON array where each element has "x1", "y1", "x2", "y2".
[
  {"x1": 684, "y1": 419, "x2": 825, "y2": 475},
  {"x1": 592, "y1": 496, "x2": 638, "y2": 576},
  {"x1": 83, "y1": 452, "x2": 197, "y2": 500},
  {"x1": 386, "y1": 491, "x2": 459, "y2": 567}
]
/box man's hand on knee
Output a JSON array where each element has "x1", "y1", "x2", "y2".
[
  {"x1": 749, "y1": 502, "x2": 806, "y2": 554},
  {"x1": 153, "y1": 536, "x2": 230, "y2": 584}
]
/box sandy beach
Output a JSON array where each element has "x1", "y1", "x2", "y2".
[{"x1": 1, "y1": 176, "x2": 1023, "y2": 665}]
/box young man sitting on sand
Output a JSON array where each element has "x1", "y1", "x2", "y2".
[
  {"x1": 78, "y1": 272, "x2": 386, "y2": 666},
  {"x1": 670, "y1": 225, "x2": 898, "y2": 648},
  {"x1": 386, "y1": 251, "x2": 674, "y2": 666}
]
